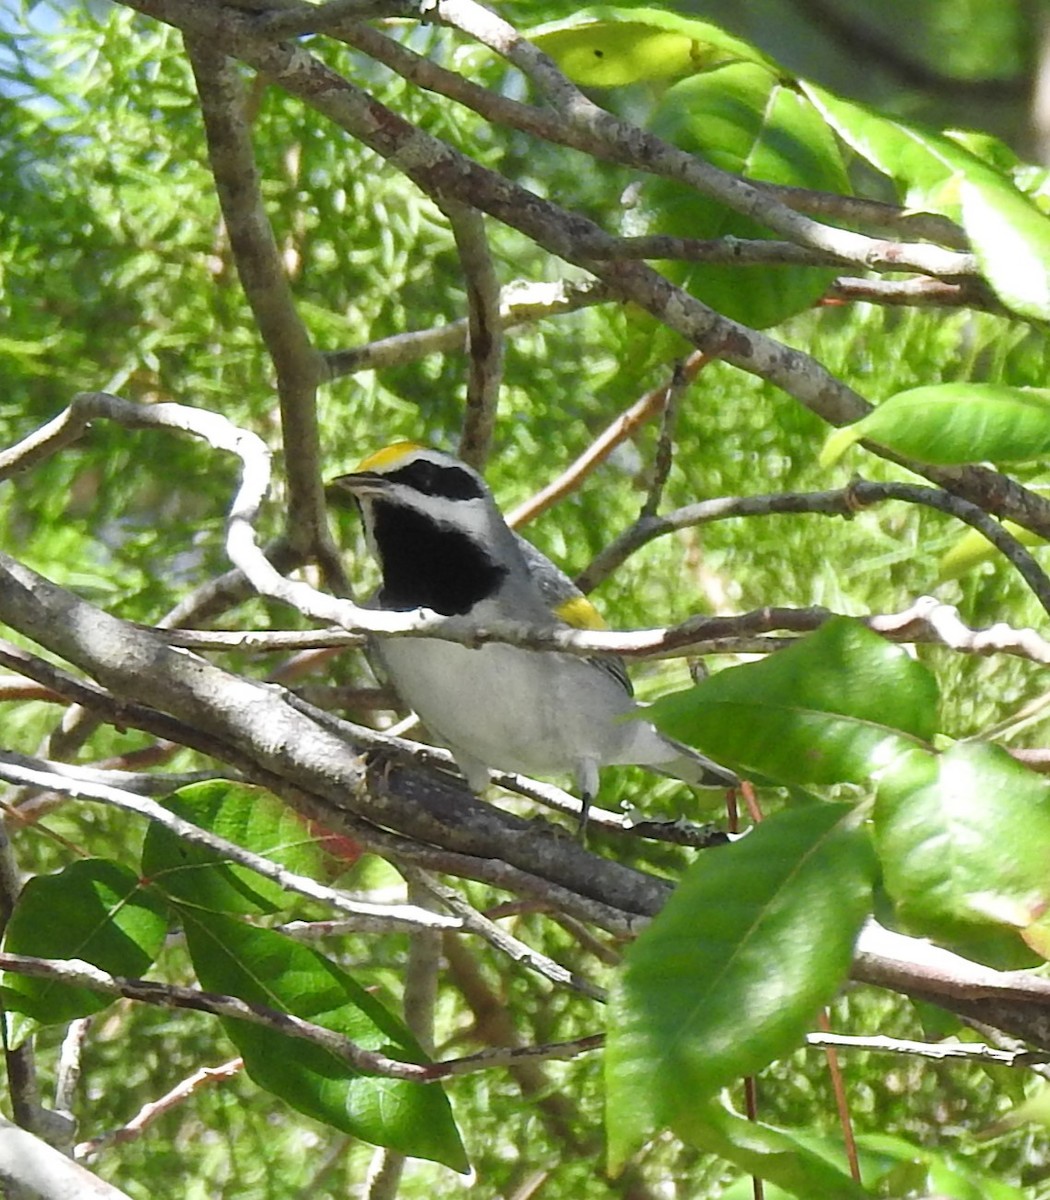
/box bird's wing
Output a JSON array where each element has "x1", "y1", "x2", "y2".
[
  {"x1": 515, "y1": 534, "x2": 633, "y2": 696},
  {"x1": 552, "y1": 595, "x2": 633, "y2": 697}
]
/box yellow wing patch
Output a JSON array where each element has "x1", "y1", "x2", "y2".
[
  {"x1": 554, "y1": 594, "x2": 608, "y2": 630},
  {"x1": 355, "y1": 441, "x2": 427, "y2": 472}
]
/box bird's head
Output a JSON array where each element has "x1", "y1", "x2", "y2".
[{"x1": 327, "y1": 442, "x2": 512, "y2": 615}]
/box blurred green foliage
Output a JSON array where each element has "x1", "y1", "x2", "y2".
[{"x1": 2, "y1": 0, "x2": 1050, "y2": 1197}]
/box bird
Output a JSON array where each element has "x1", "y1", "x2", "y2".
[{"x1": 326, "y1": 442, "x2": 737, "y2": 828}]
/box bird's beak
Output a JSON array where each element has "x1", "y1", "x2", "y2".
[{"x1": 325, "y1": 471, "x2": 391, "y2": 507}]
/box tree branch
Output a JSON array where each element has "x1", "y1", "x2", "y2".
[
  {"x1": 75, "y1": 1059, "x2": 243, "y2": 1161},
  {"x1": 805, "y1": 1030, "x2": 1050, "y2": 1067},
  {"x1": 186, "y1": 38, "x2": 342, "y2": 585},
  {"x1": 117, "y1": 0, "x2": 1050, "y2": 542},
  {"x1": 826, "y1": 275, "x2": 1004, "y2": 312},
  {"x1": 0, "y1": 954, "x2": 435, "y2": 1081},
  {"x1": 323, "y1": 278, "x2": 613, "y2": 380},
  {"x1": 0, "y1": 1112, "x2": 134, "y2": 1200},
  {"x1": 432, "y1": 0, "x2": 976, "y2": 277},
  {"x1": 439, "y1": 199, "x2": 504, "y2": 469}
]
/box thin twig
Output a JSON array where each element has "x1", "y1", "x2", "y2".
[
  {"x1": 75, "y1": 1059, "x2": 243, "y2": 1161},
  {"x1": 0, "y1": 754, "x2": 462, "y2": 934},
  {"x1": 817, "y1": 1010, "x2": 861, "y2": 1183},
  {"x1": 580, "y1": 474, "x2": 1050, "y2": 621},
  {"x1": 323, "y1": 278, "x2": 612, "y2": 380},
  {"x1": 641, "y1": 360, "x2": 688, "y2": 521},
  {"x1": 507, "y1": 353, "x2": 710, "y2": 528},
  {"x1": 427, "y1": 1032, "x2": 605, "y2": 1077},
  {"x1": 0, "y1": 954, "x2": 433, "y2": 1081},
  {"x1": 748, "y1": 183, "x2": 969, "y2": 249},
  {"x1": 158, "y1": 627, "x2": 367, "y2": 652},
  {"x1": 439, "y1": 198, "x2": 504, "y2": 470},
  {"x1": 827, "y1": 275, "x2": 1003, "y2": 312},
  {"x1": 805, "y1": 1031, "x2": 1050, "y2": 1067},
  {"x1": 847, "y1": 479, "x2": 1050, "y2": 618},
  {"x1": 492, "y1": 767, "x2": 728, "y2": 847},
  {"x1": 401, "y1": 865, "x2": 607, "y2": 1001},
  {"x1": 156, "y1": 600, "x2": 1050, "y2": 670}
]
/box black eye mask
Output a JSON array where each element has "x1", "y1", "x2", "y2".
[{"x1": 386, "y1": 459, "x2": 485, "y2": 501}]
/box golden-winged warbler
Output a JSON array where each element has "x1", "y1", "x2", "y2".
[{"x1": 328, "y1": 442, "x2": 736, "y2": 825}]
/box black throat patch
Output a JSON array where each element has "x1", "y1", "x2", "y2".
[{"x1": 371, "y1": 501, "x2": 508, "y2": 615}]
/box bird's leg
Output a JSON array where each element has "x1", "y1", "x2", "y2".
[{"x1": 576, "y1": 759, "x2": 600, "y2": 841}]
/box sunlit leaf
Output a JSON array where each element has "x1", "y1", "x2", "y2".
[
  {"x1": 529, "y1": 7, "x2": 778, "y2": 87},
  {"x1": 822, "y1": 383, "x2": 1050, "y2": 466},
  {"x1": 961, "y1": 177, "x2": 1050, "y2": 319},
  {"x1": 650, "y1": 617, "x2": 938, "y2": 786},
  {"x1": 875, "y1": 743, "x2": 1050, "y2": 964}
]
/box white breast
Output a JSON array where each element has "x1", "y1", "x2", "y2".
[{"x1": 375, "y1": 635, "x2": 669, "y2": 781}]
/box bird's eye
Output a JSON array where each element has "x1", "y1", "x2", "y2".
[{"x1": 413, "y1": 461, "x2": 442, "y2": 492}]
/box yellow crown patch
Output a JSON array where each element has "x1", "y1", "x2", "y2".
[{"x1": 355, "y1": 441, "x2": 427, "y2": 472}]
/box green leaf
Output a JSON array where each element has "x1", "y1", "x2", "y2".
[
  {"x1": 961, "y1": 176, "x2": 1050, "y2": 320},
  {"x1": 875, "y1": 743, "x2": 1050, "y2": 963},
  {"x1": 182, "y1": 910, "x2": 468, "y2": 1171},
  {"x1": 675, "y1": 1101, "x2": 875, "y2": 1199},
  {"x1": 649, "y1": 617, "x2": 938, "y2": 786},
  {"x1": 938, "y1": 520, "x2": 1044, "y2": 580},
  {"x1": 856, "y1": 1132, "x2": 1029, "y2": 1200},
  {"x1": 821, "y1": 383, "x2": 1050, "y2": 467},
  {"x1": 945, "y1": 129, "x2": 1022, "y2": 174},
  {"x1": 713, "y1": 1125, "x2": 1030, "y2": 1200},
  {"x1": 1015, "y1": 162, "x2": 1050, "y2": 213},
  {"x1": 142, "y1": 780, "x2": 329, "y2": 915},
  {"x1": 605, "y1": 803, "x2": 875, "y2": 1168},
  {"x1": 639, "y1": 65, "x2": 847, "y2": 327},
  {"x1": 799, "y1": 82, "x2": 977, "y2": 215},
  {"x1": 1, "y1": 859, "x2": 168, "y2": 1037},
  {"x1": 800, "y1": 82, "x2": 1050, "y2": 317},
  {"x1": 529, "y1": 7, "x2": 778, "y2": 88}
]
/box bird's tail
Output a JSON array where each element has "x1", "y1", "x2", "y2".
[{"x1": 661, "y1": 739, "x2": 739, "y2": 789}]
